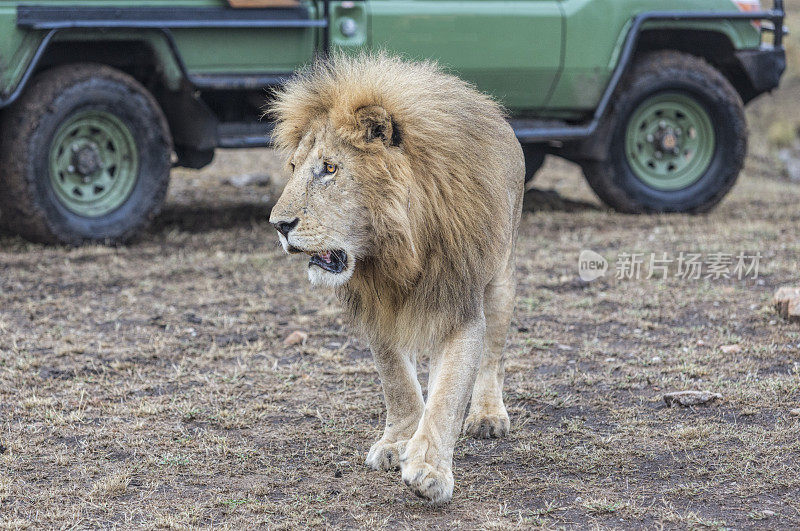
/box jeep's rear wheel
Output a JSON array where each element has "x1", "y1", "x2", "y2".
[
  {"x1": 0, "y1": 63, "x2": 172, "y2": 244},
  {"x1": 583, "y1": 51, "x2": 746, "y2": 213}
]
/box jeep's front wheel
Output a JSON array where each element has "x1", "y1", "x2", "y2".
[
  {"x1": 582, "y1": 51, "x2": 746, "y2": 213},
  {"x1": 0, "y1": 63, "x2": 172, "y2": 244}
]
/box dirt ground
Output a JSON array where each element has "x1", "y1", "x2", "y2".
[{"x1": 2, "y1": 10, "x2": 800, "y2": 531}]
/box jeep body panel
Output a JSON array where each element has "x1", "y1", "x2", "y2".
[
  {"x1": 363, "y1": 1, "x2": 563, "y2": 109},
  {"x1": 0, "y1": 1, "x2": 319, "y2": 97}
]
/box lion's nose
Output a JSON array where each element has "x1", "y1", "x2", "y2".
[{"x1": 272, "y1": 218, "x2": 299, "y2": 238}]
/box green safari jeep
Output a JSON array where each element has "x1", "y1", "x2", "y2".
[{"x1": 0, "y1": 0, "x2": 787, "y2": 244}]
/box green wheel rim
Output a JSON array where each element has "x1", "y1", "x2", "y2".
[
  {"x1": 49, "y1": 110, "x2": 138, "y2": 217},
  {"x1": 624, "y1": 92, "x2": 715, "y2": 191}
]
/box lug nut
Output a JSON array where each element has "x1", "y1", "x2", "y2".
[
  {"x1": 646, "y1": 134, "x2": 654, "y2": 142},
  {"x1": 67, "y1": 165, "x2": 75, "y2": 173},
  {"x1": 659, "y1": 120, "x2": 667, "y2": 128}
]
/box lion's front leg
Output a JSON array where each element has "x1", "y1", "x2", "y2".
[
  {"x1": 400, "y1": 317, "x2": 486, "y2": 504},
  {"x1": 365, "y1": 346, "x2": 424, "y2": 471}
]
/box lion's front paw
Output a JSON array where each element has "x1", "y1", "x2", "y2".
[
  {"x1": 365, "y1": 439, "x2": 406, "y2": 471},
  {"x1": 400, "y1": 459, "x2": 454, "y2": 504},
  {"x1": 464, "y1": 410, "x2": 510, "y2": 439},
  {"x1": 400, "y1": 439, "x2": 453, "y2": 504}
]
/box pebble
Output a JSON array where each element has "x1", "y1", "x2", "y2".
[
  {"x1": 283, "y1": 330, "x2": 308, "y2": 346},
  {"x1": 720, "y1": 344, "x2": 742, "y2": 354},
  {"x1": 663, "y1": 390, "x2": 722, "y2": 407},
  {"x1": 651, "y1": 356, "x2": 661, "y2": 363},
  {"x1": 790, "y1": 408, "x2": 800, "y2": 417},
  {"x1": 762, "y1": 510, "x2": 776, "y2": 517},
  {"x1": 774, "y1": 286, "x2": 800, "y2": 323}
]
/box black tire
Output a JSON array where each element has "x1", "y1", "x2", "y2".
[
  {"x1": 582, "y1": 51, "x2": 746, "y2": 213},
  {"x1": 0, "y1": 63, "x2": 172, "y2": 244}
]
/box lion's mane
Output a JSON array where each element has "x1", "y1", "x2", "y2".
[{"x1": 270, "y1": 53, "x2": 519, "y2": 352}]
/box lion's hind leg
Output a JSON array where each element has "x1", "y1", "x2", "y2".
[{"x1": 464, "y1": 256, "x2": 515, "y2": 439}]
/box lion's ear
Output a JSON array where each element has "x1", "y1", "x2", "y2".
[{"x1": 354, "y1": 105, "x2": 395, "y2": 148}]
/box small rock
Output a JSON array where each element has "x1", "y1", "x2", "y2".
[
  {"x1": 224, "y1": 173, "x2": 271, "y2": 188},
  {"x1": 790, "y1": 408, "x2": 800, "y2": 417},
  {"x1": 651, "y1": 356, "x2": 661, "y2": 363},
  {"x1": 720, "y1": 344, "x2": 742, "y2": 354},
  {"x1": 762, "y1": 510, "x2": 776, "y2": 517},
  {"x1": 604, "y1": 357, "x2": 616, "y2": 363},
  {"x1": 773, "y1": 286, "x2": 800, "y2": 323},
  {"x1": 696, "y1": 339, "x2": 706, "y2": 346},
  {"x1": 557, "y1": 344, "x2": 573, "y2": 351},
  {"x1": 283, "y1": 330, "x2": 308, "y2": 346},
  {"x1": 663, "y1": 390, "x2": 722, "y2": 407}
]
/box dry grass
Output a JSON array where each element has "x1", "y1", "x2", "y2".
[{"x1": 2, "y1": 7, "x2": 800, "y2": 527}]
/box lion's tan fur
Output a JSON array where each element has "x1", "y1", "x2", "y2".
[{"x1": 270, "y1": 53, "x2": 516, "y2": 353}]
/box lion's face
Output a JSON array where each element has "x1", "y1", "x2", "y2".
[{"x1": 269, "y1": 124, "x2": 371, "y2": 287}]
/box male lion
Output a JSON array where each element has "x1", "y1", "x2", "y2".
[{"x1": 268, "y1": 54, "x2": 524, "y2": 504}]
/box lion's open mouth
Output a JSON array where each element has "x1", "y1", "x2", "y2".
[{"x1": 307, "y1": 250, "x2": 347, "y2": 274}]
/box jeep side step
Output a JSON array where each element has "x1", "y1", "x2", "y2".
[
  {"x1": 217, "y1": 120, "x2": 572, "y2": 150},
  {"x1": 218, "y1": 122, "x2": 275, "y2": 149}
]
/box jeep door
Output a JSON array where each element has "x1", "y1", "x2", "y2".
[
  {"x1": 170, "y1": 0, "x2": 318, "y2": 77},
  {"x1": 331, "y1": 0, "x2": 564, "y2": 111}
]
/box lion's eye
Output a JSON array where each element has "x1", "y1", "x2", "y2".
[{"x1": 324, "y1": 162, "x2": 337, "y2": 174}]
